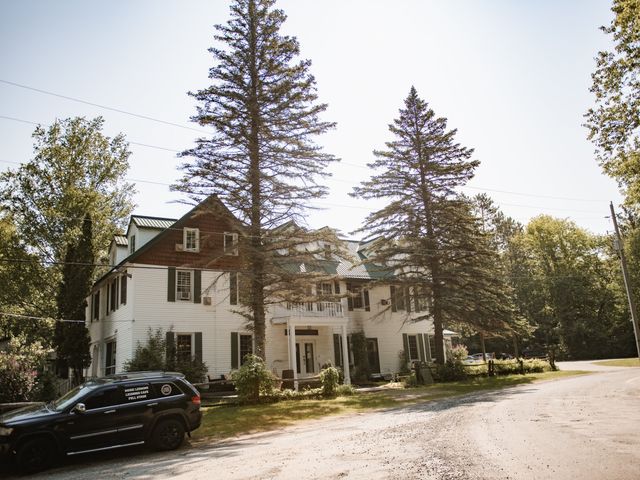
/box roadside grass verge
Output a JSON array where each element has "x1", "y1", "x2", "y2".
[
  {"x1": 192, "y1": 370, "x2": 589, "y2": 443},
  {"x1": 592, "y1": 358, "x2": 640, "y2": 367}
]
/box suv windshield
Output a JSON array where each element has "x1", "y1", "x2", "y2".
[{"x1": 51, "y1": 385, "x2": 99, "y2": 412}]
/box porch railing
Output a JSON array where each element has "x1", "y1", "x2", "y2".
[{"x1": 276, "y1": 301, "x2": 344, "y2": 318}]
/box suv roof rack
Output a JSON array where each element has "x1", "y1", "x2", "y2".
[{"x1": 105, "y1": 371, "x2": 185, "y2": 381}]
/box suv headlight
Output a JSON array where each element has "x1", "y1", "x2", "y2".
[{"x1": 0, "y1": 426, "x2": 14, "y2": 436}]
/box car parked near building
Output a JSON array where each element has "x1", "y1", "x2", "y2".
[{"x1": 0, "y1": 371, "x2": 201, "y2": 473}]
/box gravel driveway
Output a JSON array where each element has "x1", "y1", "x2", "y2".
[{"x1": 4, "y1": 360, "x2": 640, "y2": 479}]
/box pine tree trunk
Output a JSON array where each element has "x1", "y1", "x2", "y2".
[{"x1": 247, "y1": 0, "x2": 266, "y2": 359}]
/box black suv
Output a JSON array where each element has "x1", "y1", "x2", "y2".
[{"x1": 0, "y1": 371, "x2": 202, "y2": 473}]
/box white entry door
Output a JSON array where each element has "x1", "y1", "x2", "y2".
[{"x1": 296, "y1": 342, "x2": 315, "y2": 375}]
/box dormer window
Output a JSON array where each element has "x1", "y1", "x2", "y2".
[
  {"x1": 224, "y1": 232, "x2": 238, "y2": 256},
  {"x1": 184, "y1": 228, "x2": 200, "y2": 252}
]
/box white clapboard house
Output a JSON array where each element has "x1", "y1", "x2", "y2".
[{"x1": 85, "y1": 196, "x2": 440, "y2": 384}]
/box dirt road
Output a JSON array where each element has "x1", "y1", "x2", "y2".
[{"x1": 6, "y1": 360, "x2": 640, "y2": 479}]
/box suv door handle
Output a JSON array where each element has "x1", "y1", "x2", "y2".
[
  {"x1": 146, "y1": 403, "x2": 158, "y2": 407},
  {"x1": 104, "y1": 409, "x2": 116, "y2": 414}
]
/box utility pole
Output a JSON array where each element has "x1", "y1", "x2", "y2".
[{"x1": 610, "y1": 202, "x2": 640, "y2": 359}]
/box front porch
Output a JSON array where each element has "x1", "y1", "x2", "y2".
[{"x1": 270, "y1": 301, "x2": 350, "y2": 389}]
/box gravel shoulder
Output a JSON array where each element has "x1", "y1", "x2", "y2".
[{"x1": 4, "y1": 360, "x2": 639, "y2": 480}]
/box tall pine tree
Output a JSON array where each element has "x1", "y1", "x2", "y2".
[
  {"x1": 352, "y1": 87, "x2": 513, "y2": 364},
  {"x1": 175, "y1": 0, "x2": 338, "y2": 358}
]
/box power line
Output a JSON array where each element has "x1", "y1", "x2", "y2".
[
  {"x1": 0, "y1": 311, "x2": 84, "y2": 323},
  {"x1": 0, "y1": 79, "x2": 210, "y2": 134},
  {"x1": 0, "y1": 115, "x2": 611, "y2": 208}
]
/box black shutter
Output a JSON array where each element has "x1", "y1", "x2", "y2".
[
  {"x1": 334, "y1": 281, "x2": 340, "y2": 294},
  {"x1": 90, "y1": 294, "x2": 94, "y2": 323},
  {"x1": 413, "y1": 287, "x2": 420, "y2": 312},
  {"x1": 364, "y1": 288, "x2": 370, "y2": 311},
  {"x1": 195, "y1": 332, "x2": 203, "y2": 362},
  {"x1": 231, "y1": 332, "x2": 239, "y2": 369},
  {"x1": 390, "y1": 286, "x2": 397, "y2": 312},
  {"x1": 120, "y1": 273, "x2": 127, "y2": 305},
  {"x1": 347, "y1": 334, "x2": 352, "y2": 366},
  {"x1": 167, "y1": 267, "x2": 176, "y2": 302},
  {"x1": 346, "y1": 282, "x2": 353, "y2": 311},
  {"x1": 106, "y1": 284, "x2": 110, "y2": 316},
  {"x1": 418, "y1": 333, "x2": 426, "y2": 362},
  {"x1": 193, "y1": 270, "x2": 202, "y2": 304},
  {"x1": 424, "y1": 333, "x2": 432, "y2": 361},
  {"x1": 402, "y1": 333, "x2": 410, "y2": 365},
  {"x1": 333, "y1": 334, "x2": 342, "y2": 367},
  {"x1": 166, "y1": 331, "x2": 175, "y2": 363}
]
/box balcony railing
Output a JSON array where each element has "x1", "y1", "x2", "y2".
[{"x1": 275, "y1": 301, "x2": 344, "y2": 318}]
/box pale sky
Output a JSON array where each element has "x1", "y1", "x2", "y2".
[{"x1": 0, "y1": 0, "x2": 621, "y2": 237}]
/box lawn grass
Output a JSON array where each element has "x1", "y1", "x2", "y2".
[
  {"x1": 192, "y1": 370, "x2": 589, "y2": 443},
  {"x1": 592, "y1": 358, "x2": 640, "y2": 367}
]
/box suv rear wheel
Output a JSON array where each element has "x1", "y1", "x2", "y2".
[
  {"x1": 16, "y1": 437, "x2": 56, "y2": 474},
  {"x1": 151, "y1": 419, "x2": 185, "y2": 451}
]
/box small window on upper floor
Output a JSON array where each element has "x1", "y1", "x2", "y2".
[
  {"x1": 129, "y1": 235, "x2": 136, "y2": 254},
  {"x1": 224, "y1": 232, "x2": 238, "y2": 256},
  {"x1": 184, "y1": 228, "x2": 200, "y2": 252}
]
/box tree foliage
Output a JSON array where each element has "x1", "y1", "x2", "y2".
[
  {"x1": 175, "y1": 0, "x2": 338, "y2": 357},
  {"x1": 586, "y1": 0, "x2": 640, "y2": 208},
  {"x1": 352, "y1": 87, "x2": 516, "y2": 363},
  {"x1": 0, "y1": 215, "x2": 53, "y2": 344},
  {"x1": 54, "y1": 214, "x2": 94, "y2": 381},
  {"x1": 510, "y1": 216, "x2": 635, "y2": 359},
  {"x1": 0, "y1": 116, "x2": 134, "y2": 347}
]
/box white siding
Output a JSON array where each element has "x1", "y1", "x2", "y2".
[{"x1": 131, "y1": 265, "x2": 247, "y2": 378}]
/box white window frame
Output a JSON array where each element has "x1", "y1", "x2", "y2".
[
  {"x1": 224, "y1": 232, "x2": 239, "y2": 256},
  {"x1": 183, "y1": 227, "x2": 200, "y2": 252},
  {"x1": 176, "y1": 333, "x2": 195, "y2": 362},
  {"x1": 105, "y1": 339, "x2": 117, "y2": 376},
  {"x1": 176, "y1": 270, "x2": 193, "y2": 301}
]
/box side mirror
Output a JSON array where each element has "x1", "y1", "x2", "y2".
[{"x1": 72, "y1": 403, "x2": 86, "y2": 414}]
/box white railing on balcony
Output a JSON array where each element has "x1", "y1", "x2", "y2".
[{"x1": 276, "y1": 301, "x2": 344, "y2": 318}]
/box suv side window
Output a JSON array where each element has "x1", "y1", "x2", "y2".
[
  {"x1": 122, "y1": 383, "x2": 151, "y2": 403},
  {"x1": 84, "y1": 386, "x2": 125, "y2": 410},
  {"x1": 150, "y1": 382, "x2": 182, "y2": 399}
]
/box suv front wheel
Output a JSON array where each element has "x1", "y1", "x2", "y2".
[
  {"x1": 151, "y1": 419, "x2": 185, "y2": 451},
  {"x1": 16, "y1": 437, "x2": 57, "y2": 474}
]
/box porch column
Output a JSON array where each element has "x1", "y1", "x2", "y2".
[
  {"x1": 341, "y1": 324, "x2": 351, "y2": 385},
  {"x1": 287, "y1": 321, "x2": 298, "y2": 391}
]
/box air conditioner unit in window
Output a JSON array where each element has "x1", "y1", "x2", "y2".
[
  {"x1": 203, "y1": 296, "x2": 212, "y2": 306},
  {"x1": 179, "y1": 291, "x2": 191, "y2": 301}
]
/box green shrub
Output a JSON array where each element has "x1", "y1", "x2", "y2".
[
  {"x1": 124, "y1": 327, "x2": 208, "y2": 384},
  {"x1": 124, "y1": 327, "x2": 167, "y2": 372},
  {"x1": 0, "y1": 352, "x2": 38, "y2": 402},
  {"x1": 403, "y1": 372, "x2": 418, "y2": 387},
  {"x1": 231, "y1": 354, "x2": 277, "y2": 403},
  {"x1": 0, "y1": 337, "x2": 49, "y2": 402},
  {"x1": 336, "y1": 384, "x2": 356, "y2": 396},
  {"x1": 32, "y1": 370, "x2": 58, "y2": 402},
  {"x1": 319, "y1": 366, "x2": 340, "y2": 397}
]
